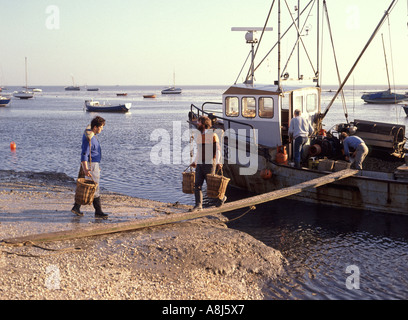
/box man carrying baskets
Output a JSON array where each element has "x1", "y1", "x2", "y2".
[
  {"x1": 189, "y1": 116, "x2": 226, "y2": 212},
  {"x1": 71, "y1": 116, "x2": 108, "y2": 218}
]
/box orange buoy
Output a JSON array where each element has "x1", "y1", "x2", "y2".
[
  {"x1": 260, "y1": 168, "x2": 273, "y2": 180},
  {"x1": 10, "y1": 142, "x2": 16, "y2": 151},
  {"x1": 276, "y1": 146, "x2": 288, "y2": 165}
]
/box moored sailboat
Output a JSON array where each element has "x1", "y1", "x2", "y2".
[
  {"x1": 361, "y1": 35, "x2": 408, "y2": 104},
  {"x1": 13, "y1": 57, "x2": 34, "y2": 100}
]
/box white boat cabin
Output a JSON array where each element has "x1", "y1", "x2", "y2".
[{"x1": 222, "y1": 83, "x2": 321, "y2": 148}]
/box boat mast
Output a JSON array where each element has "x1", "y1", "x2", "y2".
[
  {"x1": 277, "y1": 0, "x2": 282, "y2": 91},
  {"x1": 381, "y1": 33, "x2": 392, "y2": 91},
  {"x1": 297, "y1": 0, "x2": 300, "y2": 80},
  {"x1": 316, "y1": 0, "x2": 320, "y2": 87},
  {"x1": 321, "y1": 0, "x2": 397, "y2": 120},
  {"x1": 25, "y1": 57, "x2": 28, "y2": 90}
]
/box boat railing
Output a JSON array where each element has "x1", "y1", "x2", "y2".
[{"x1": 189, "y1": 103, "x2": 258, "y2": 146}]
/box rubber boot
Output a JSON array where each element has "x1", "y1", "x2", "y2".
[
  {"x1": 216, "y1": 196, "x2": 227, "y2": 208},
  {"x1": 190, "y1": 189, "x2": 203, "y2": 212},
  {"x1": 93, "y1": 197, "x2": 109, "y2": 218},
  {"x1": 71, "y1": 203, "x2": 83, "y2": 216}
]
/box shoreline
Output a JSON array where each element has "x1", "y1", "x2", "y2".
[{"x1": 0, "y1": 170, "x2": 286, "y2": 300}]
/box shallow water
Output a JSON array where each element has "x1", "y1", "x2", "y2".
[{"x1": 1, "y1": 85, "x2": 408, "y2": 299}]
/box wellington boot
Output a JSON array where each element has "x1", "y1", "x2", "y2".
[
  {"x1": 189, "y1": 189, "x2": 203, "y2": 212},
  {"x1": 93, "y1": 197, "x2": 109, "y2": 219},
  {"x1": 71, "y1": 203, "x2": 83, "y2": 216}
]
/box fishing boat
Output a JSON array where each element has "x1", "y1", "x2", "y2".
[
  {"x1": 87, "y1": 88, "x2": 99, "y2": 92},
  {"x1": 84, "y1": 100, "x2": 131, "y2": 113},
  {"x1": 187, "y1": 0, "x2": 408, "y2": 215},
  {"x1": 13, "y1": 57, "x2": 34, "y2": 100},
  {"x1": 0, "y1": 96, "x2": 11, "y2": 107},
  {"x1": 116, "y1": 93, "x2": 127, "y2": 96},
  {"x1": 143, "y1": 94, "x2": 156, "y2": 98}
]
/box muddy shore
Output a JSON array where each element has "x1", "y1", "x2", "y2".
[{"x1": 0, "y1": 170, "x2": 286, "y2": 300}]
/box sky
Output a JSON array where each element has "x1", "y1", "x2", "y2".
[{"x1": 0, "y1": 0, "x2": 407, "y2": 87}]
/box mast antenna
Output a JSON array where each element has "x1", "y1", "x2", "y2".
[{"x1": 231, "y1": 27, "x2": 273, "y2": 86}]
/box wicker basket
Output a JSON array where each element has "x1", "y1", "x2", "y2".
[
  {"x1": 182, "y1": 170, "x2": 195, "y2": 194},
  {"x1": 75, "y1": 178, "x2": 98, "y2": 205},
  {"x1": 318, "y1": 159, "x2": 335, "y2": 172},
  {"x1": 333, "y1": 160, "x2": 351, "y2": 172},
  {"x1": 206, "y1": 171, "x2": 230, "y2": 199}
]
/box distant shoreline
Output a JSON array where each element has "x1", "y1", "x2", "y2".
[{"x1": 2, "y1": 84, "x2": 408, "y2": 90}]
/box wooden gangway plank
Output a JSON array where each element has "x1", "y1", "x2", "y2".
[{"x1": 1, "y1": 169, "x2": 358, "y2": 246}]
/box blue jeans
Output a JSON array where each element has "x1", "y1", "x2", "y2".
[{"x1": 294, "y1": 136, "x2": 308, "y2": 168}]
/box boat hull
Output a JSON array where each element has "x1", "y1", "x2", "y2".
[
  {"x1": 161, "y1": 87, "x2": 182, "y2": 94},
  {"x1": 0, "y1": 98, "x2": 11, "y2": 106},
  {"x1": 361, "y1": 91, "x2": 407, "y2": 104},
  {"x1": 223, "y1": 159, "x2": 408, "y2": 215},
  {"x1": 85, "y1": 102, "x2": 131, "y2": 113},
  {"x1": 13, "y1": 92, "x2": 34, "y2": 99}
]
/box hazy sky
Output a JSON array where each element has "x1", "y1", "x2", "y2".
[{"x1": 1, "y1": 0, "x2": 407, "y2": 87}]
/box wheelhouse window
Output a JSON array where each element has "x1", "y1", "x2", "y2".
[
  {"x1": 306, "y1": 94, "x2": 317, "y2": 113},
  {"x1": 294, "y1": 96, "x2": 303, "y2": 113},
  {"x1": 242, "y1": 97, "x2": 256, "y2": 118},
  {"x1": 259, "y1": 97, "x2": 274, "y2": 118},
  {"x1": 225, "y1": 96, "x2": 239, "y2": 117}
]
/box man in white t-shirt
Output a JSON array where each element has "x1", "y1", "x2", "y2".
[{"x1": 288, "y1": 109, "x2": 314, "y2": 168}]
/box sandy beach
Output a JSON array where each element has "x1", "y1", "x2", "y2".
[{"x1": 0, "y1": 170, "x2": 286, "y2": 300}]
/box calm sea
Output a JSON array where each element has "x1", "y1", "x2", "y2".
[{"x1": 1, "y1": 84, "x2": 408, "y2": 299}]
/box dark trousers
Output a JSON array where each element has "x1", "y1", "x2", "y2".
[
  {"x1": 294, "y1": 136, "x2": 308, "y2": 168},
  {"x1": 194, "y1": 163, "x2": 215, "y2": 206}
]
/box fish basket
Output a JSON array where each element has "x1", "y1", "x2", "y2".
[
  {"x1": 75, "y1": 178, "x2": 98, "y2": 205},
  {"x1": 318, "y1": 159, "x2": 335, "y2": 172},
  {"x1": 182, "y1": 170, "x2": 195, "y2": 194},
  {"x1": 206, "y1": 170, "x2": 230, "y2": 199}
]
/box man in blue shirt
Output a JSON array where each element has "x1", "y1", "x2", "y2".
[
  {"x1": 340, "y1": 132, "x2": 369, "y2": 170},
  {"x1": 72, "y1": 116, "x2": 108, "y2": 218}
]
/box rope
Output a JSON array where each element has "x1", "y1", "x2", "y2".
[
  {"x1": 1, "y1": 240, "x2": 82, "y2": 258},
  {"x1": 225, "y1": 206, "x2": 256, "y2": 223}
]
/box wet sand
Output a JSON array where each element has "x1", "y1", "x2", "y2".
[{"x1": 0, "y1": 170, "x2": 286, "y2": 300}]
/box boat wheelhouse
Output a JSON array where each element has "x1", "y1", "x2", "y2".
[{"x1": 222, "y1": 83, "x2": 320, "y2": 149}]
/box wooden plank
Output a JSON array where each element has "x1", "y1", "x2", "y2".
[{"x1": 1, "y1": 169, "x2": 358, "y2": 246}]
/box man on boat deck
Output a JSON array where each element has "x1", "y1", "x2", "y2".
[
  {"x1": 190, "y1": 116, "x2": 225, "y2": 212},
  {"x1": 71, "y1": 116, "x2": 108, "y2": 218},
  {"x1": 289, "y1": 109, "x2": 314, "y2": 168},
  {"x1": 340, "y1": 132, "x2": 369, "y2": 170}
]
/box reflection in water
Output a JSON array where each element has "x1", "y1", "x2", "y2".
[{"x1": 224, "y1": 192, "x2": 408, "y2": 300}]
